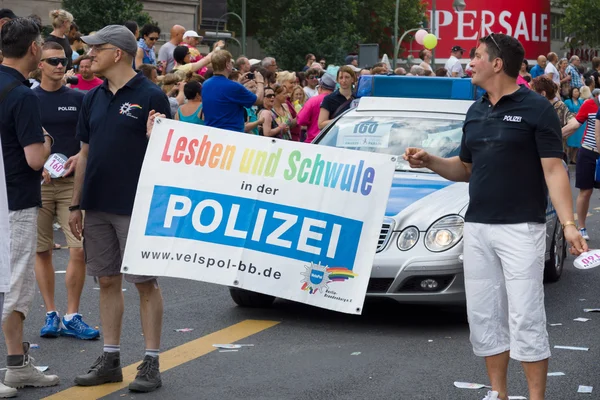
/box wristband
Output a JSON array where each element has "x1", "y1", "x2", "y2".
[{"x1": 68, "y1": 205, "x2": 80, "y2": 212}]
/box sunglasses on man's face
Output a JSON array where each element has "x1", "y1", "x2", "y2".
[
  {"x1": 148, "y1": 36, "x2": 159, "y2": 41},
  {"x1": 42, "y1": 57, "x2": 68, "y2": 67},
  {"x1": 308, "y1": 75, "x2": 317, "y2": 79},
  {"x1": 265, "y1": 94, "x2": 275, "y2": 99}
]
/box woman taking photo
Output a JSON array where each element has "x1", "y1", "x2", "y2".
[
  {"x1": 175, "y1": 81, "x2": 204, "y2": 125},
  {"x1": 259, "y1": 86, "x2": 292, "y2": 139},
  {"x1": 136, "y1": 24, "x2": 161, "y2": 68},
  {"x1": 564, "y1": 87, "x2": 585, "y2": 164}
]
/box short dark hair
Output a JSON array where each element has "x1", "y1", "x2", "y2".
[
  {"x1": 1, "y1": 17, "x2": 41, "y2": 59},
  {"x1": 183, "y1": 80, "x2": 202, "y2": 100},
  {"x1": 42, "y1": 41, "x2": 64, "y2": 52},
  {"x1": 469, "y1": 47, "x2": 476, "y2": 59},
  {"x1": 569, "y1": 86, "x2": 581, "y2": 99},
  {"x1": 70, "y1": 21, "x2": 79, "y2": 32},
  {"x1": 139, "y1": 64, "x2": 157, "y2": 80},
  {"x1": 418, "y1": 49, "x2": 428, "y2": 60},
  {"x1": 305, "y1": 53, "x2": 315, "y2": 62},
  {"x1": 532, "y1": 75, "x2": 556, "y2": 100},
  {"x1": 480, "y1": 33, "x2": 524, "y2": 78},
  {"x1": 75, "y1": 55, "x2": 92, "y2": 65},
  {"x1": 435, "y1": 67, "x2": 447, "y2": 76},
  {"x1": 140, "y1": 24, "x2": 160, "y2": 39},
  {"x1": 173, "y1": 45, "x2": 189, "y2": 64},
  {"x1": 124, "y1": 21, "x2": 138, "y2": 36}
]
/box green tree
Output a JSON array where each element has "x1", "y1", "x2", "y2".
[
  {"x1": 62, "y1": 0, "x2": 155, "y2": 34},
  {"x1": 558, "y1": 0, "x2": 600, "y2": 48},
  {"x1": 227, "y1": 0, "x2": 424, "y2": 69}
]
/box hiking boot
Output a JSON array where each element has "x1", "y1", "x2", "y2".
[
  {"x1": 0, "y1": 382, "x2": 17, "y2": 398},
  {"x1": 4, "y1": 343, "x2": 59, "y2": 388},
  {"x1": 74, "y1": 352, "x2": 123, "y2": 386},
  {"x1": 128, "y1": 355, "x2": 162, "y2": 392}
]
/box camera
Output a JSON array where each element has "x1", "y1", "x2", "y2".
[
  {"x1": 66, "y1": 76, "x2": 79, "y2": 85},
  {"x1": 247, "y1": 72, "x2": 255, "y2": 80}
]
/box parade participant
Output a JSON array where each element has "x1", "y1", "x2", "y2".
[
  {"x1": 69, "y1": 25, "x2": 171, "y2": 392},
  {"x1": 405, "y1": 33, "x2": 586, "y2": 400}
]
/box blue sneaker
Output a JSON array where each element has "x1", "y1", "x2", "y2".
[
  {"x1": 40, "y1": 311, "x2": 61, "y2": 338},
  {"x1": 580, "y1": 228, "x2": 590, "y2": 241},
  {"x1": 61, "y1": 314, "x2": 100, "y2": 340}
]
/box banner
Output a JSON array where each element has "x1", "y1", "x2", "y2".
[{"x1": 122, "y1": 119, "x2": 395, "y2": 314}]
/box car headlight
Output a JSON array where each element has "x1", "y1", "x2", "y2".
[
  {"x1": 397, "y1": 226, "x2": 419, "y2": 251},
  {"x1": 425, "y1": 215, "x2": 464, "y2": 252}
]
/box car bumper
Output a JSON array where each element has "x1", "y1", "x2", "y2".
[{"x1": 365, "y1": 246, "x2": 466, "y2": 304}]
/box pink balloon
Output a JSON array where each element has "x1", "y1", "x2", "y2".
[{"x1": 415, "y1": 29, "x2": 428, "y2": 45}]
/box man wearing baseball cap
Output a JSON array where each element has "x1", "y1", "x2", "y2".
[
  {"x1": 445, "y1": 45, "x2": 465, "y2": 77},
  {"x1": 180, "y1": 30, "x2": 203, "y2": 63},
  {"x1": 0, "y1": 9, "x2": 17, "y2": 29},
  {"x1": 69, "y1": 25, "x2": 171, "y2": 393},
  {"x1": 298, "y1": 73, "x2": 337, "y2": 143}
]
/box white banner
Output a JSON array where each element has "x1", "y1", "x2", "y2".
[{"x1": 122, "y1": 119, "x2": 395, "y2": 314}]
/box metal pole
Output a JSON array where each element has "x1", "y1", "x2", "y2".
[
  {"x1": 431, "y1": 0, "x2": 436, "y2": 67},
  {"x1": 242, "y1": 0, "x2": 247, "y2": 55},
  {"x1": 393, "y1": 0, "x2": 400, "y2": 70}
]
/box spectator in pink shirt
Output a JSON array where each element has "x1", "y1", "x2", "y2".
[
  {"x1": 71, "y1": 56, "x2": 103, "y2": 92},
  {"x1": 298, "y1": 73, "x2": 336, "y2": 143}
]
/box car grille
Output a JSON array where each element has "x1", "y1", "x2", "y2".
[
  {"x1": 367, "y1": 278, "x2": 394, "y2": 293},
  {"x1": 377, "y1": 218, "x2": 394, "y2": 252}
]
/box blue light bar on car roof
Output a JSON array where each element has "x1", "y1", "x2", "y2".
[{"x1": 355, "y1": 75, "x2": 482, "y2": 100}]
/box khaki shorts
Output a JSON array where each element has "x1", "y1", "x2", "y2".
[
  {"x1": 83, "y1": 211, "x2": 156, "y2": 284},
  {"x1": 2, "y1": 208, "x2": 38, "y2": 322},
  {"x1": 37, "y1": 176, "x2": 82, "y2": 252}
]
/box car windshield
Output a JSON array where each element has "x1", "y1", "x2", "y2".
[{"x1": 317, "y1": 115, "x2": 465, "y2": 173}]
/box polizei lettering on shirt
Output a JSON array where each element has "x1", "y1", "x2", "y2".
[{"x1": 503, "y1": 115, "x2": 522, "y2": 122}]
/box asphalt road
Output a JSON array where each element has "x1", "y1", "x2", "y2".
[{"x1": 2, "y1": 172, "x2": 600, "y2": 400}]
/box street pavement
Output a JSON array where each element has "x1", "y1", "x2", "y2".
[{"x1": 2, "y1": 172, "x2": 600, "y2": 400}]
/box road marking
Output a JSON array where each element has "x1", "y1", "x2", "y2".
[{"x1": 42, "y1": 319, "x2": 279, "y2": 400}]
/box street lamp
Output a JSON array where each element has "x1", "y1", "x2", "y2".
[{"x1": 215, "y1": 11, "x2": 246, "y2": 55}]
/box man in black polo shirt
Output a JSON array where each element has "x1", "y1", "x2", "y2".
[
  {"x1": 0, "y1": 17, "x2": 60, "y2": 395},
  {"x1": 404, "y1": 34, "x2": 587, "y2": 400},
  {"x1": 68, "y1": 25, "x2": 171, "y2": 393}
]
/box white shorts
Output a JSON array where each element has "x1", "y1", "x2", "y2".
[
  {"x1": 2, "y1": 208, "x2": 38, "y2": 323},
  {"x1": 463, "y1": 222, "x2": 551, "y2": 362}
]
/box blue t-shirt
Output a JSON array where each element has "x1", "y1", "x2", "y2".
[
  {"x1": 76, "y1": 73, "x2": 171, "y2": 215},
  {"x1": 530, "y1": 64, "x2": 544, "y2": 78},
  {"x1": 202, "y1": 75, "x2": 257, "y2": 132},
  {"x1": 33, "y1": 86, "x2": 84, "y2": 159},
  {"x1": 0, "y1": 66, "x2": 45, "y2": 210}
]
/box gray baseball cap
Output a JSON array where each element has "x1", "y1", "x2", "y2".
[
  {"x1": 319, "y1": 73, "x2": 336, "y2": 90},
  {"x1": 81, "y1": 25, "x2": 138, "y2": 58}
]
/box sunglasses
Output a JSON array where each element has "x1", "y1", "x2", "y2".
[
  {"x1": 148, "y1": 37, "x2": 159, "y2": 41},
  {"x1": 308, "y1": 75, "x2": 317, "y2": 79},
  {"x1": 42, "y1": 57, "x2": 68, "y2": 66},
  {"x1": 265, "y1": 94, "x2": 275, "y2": 99},
  {"x1": 485, "y1": 33, "x2": 501, "y2": 52}
]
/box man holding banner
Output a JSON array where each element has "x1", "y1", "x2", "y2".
[{"x1": 68, "y1": 25, "x2": 171, "y2": 393}]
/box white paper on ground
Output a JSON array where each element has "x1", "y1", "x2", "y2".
[
  {"x1": 554, "y1": 345, "x2": 589, "y2": 351},
  {"x1": 508, "y1": 396, "x2": 527, "y2": 399},
  {"x1": 213, "y1": 344, "x2": 242, "y2": 349},
  {"x1": 549, "y1": 323, "x2": 563, "y2": 326},
  {"x1": 54, "y1": 271, "x2": 66, "y2": 274},
  {"x1": 574, "y1": 318, "x2": 591, "y2": 322},
  {"x1": 547, "y1": 372, "x2": 565, "y2": 376},
  {"x1": 218, "y1": 349, "x2": 239, "y2": 353},
  {"x1": 583, "y1": 309, "x2": 600, "y2": 312},
  {"x1": 578, "y1": 385, "x2": 593, "y2": 393},
  {"x1": 453, "y1": 382, "x2": 491, "y2": 389}
]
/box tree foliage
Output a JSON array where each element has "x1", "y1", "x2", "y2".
[
  {"x1": 62, "y1": 0, "x2": 155, "y2": 34},
  {"x1": 558, "y1": 0, "x2": 600, "y2": 48},
  {"x1": 227, "y1": 0, "x2": 424, "y2": 70}
]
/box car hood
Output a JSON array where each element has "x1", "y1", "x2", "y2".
[{"x1": 385, "y1": 173, "x2": 469, "y2": 229}]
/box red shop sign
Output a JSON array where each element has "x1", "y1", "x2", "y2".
[{"x1": 404, "y1": 0, "x2": 551, "y2": 59}]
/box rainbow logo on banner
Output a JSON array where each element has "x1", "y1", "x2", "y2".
[{"x1": 300, "y1": 263, "x2": 358, "y2": 294}]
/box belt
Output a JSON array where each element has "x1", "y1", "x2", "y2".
[{"x1": 581, "y1": 144, "x2": 599, "y2": 153}]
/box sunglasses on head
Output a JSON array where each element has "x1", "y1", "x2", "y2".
[
  {"x1": 42, "y1": 57, "x2": 68, "y2": 66},
  {"x1": 484, "y1": 33, "x2": 501, "y2": 52}
]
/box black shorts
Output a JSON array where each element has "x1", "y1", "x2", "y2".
[{"x1": 575, "y1": 147, "x2": 600, "y2": 190}]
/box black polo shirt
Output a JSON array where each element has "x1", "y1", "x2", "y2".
[
  {"x1": 320, "y1": 90, "x2": 354, "y2": 119},
  {"x1": 76, "y1": 73, "x2": 171, "y2": 215},
  {"x1": 459, "y1": 86, "x2": 563, "y2": 224},
  {"x1": 0, "y1": 66, "x2": 45, "y2": 211}
]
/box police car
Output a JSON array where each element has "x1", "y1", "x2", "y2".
[{"x1": 229, "y1": 76, "x2": 565, "y2": 308}]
